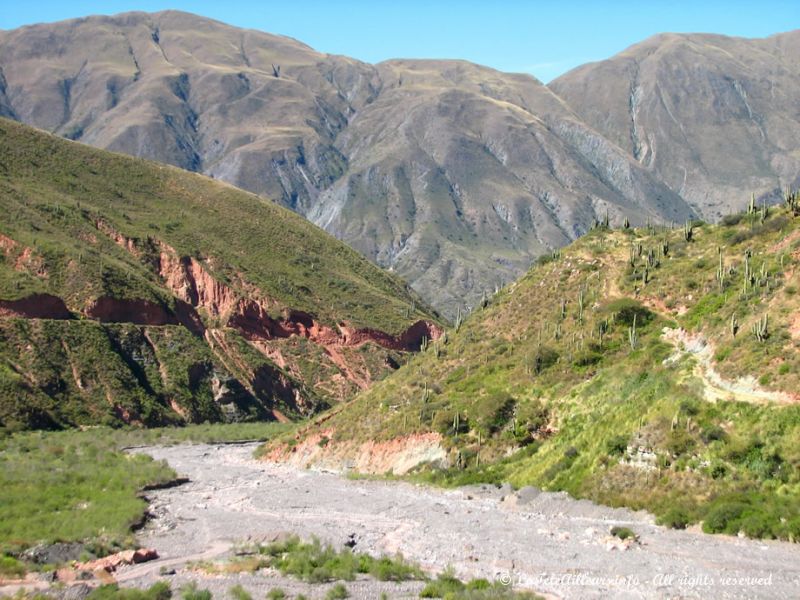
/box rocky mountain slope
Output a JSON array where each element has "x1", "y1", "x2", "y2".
[
  {"x1": 0, "y1": 11, "x2": 700, "y2": 315},
  {"x1": 0, "y1": 118, "x2": 441, "y2": 430},
  {"x1": 550, "y1": 30, "x2": 800, "y2": 220},
  {"x1": 268, "y1": 198, "x2": 800, "y2": 540}
]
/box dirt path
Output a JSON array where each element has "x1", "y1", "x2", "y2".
[
  {"x1": 662, "y1": 327, "x2": 795, "y2": 405},
  {"x1": 109, "y1": 443, "x2": 800, "y2": 599}
]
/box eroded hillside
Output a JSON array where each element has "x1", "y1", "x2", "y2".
[
  {"x1": 0, "y1": 118, "x2": 441, "y2": 429},
  {"x1": 269, "y1": 200, "x2": 800, "y2": 539}
]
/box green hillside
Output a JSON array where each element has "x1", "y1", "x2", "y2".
[
  {"x1": 274, "y1": 201, "x2": 800, "y2": 540},
  {"x1": 0, "y1": 118, "x2": 440, "y2": 430}
]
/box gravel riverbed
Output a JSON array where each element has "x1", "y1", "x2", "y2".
[{"x1": 117, "y1": 443, "x2": 800, "y2": 599}]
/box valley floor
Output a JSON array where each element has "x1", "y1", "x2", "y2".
[{"x1": 102, "y1": 443, "x2": 800, "y2": 599}]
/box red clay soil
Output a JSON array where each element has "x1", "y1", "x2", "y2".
[{"x1": 0, "y1": 293, "x2": 72, "y2": 319}]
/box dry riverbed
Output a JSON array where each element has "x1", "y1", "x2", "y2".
[{"x1": 111, "y1": 443, "x2": 800, "y2": 599}]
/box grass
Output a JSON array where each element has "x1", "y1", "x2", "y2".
[
  {"x1": 271, "y1": 205, "x2": 800, "y2": 541},
  {"x1": 420, "y1": 568, "x2": 542, "y2": 599},
  {"x1": 86, "y1": 582, "x2": 173, "y2": 600},
  {"x1": 205, "y1": 535, "x2": 424, "y2": 583},
  {"x1": 0, "y1": 117, "x2": 440, "y2": 429},
  {"x1": 0, "y1": 422, "x2": 290, "y2": 564}
]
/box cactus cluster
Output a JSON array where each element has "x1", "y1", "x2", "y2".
[
  {"x1": 752, "y1": 314, "x2": 769, "y2": 342},
  {"x1": 683, "y1": 221, "x2": 693, "y2": 242},
  {"x1": 784, "y1": 187, "x2": 799, "y2": 216}
]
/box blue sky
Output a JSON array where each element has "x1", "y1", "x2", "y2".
[{"x1": 2, "y1": 1, "x2": 798, "y2": 82}]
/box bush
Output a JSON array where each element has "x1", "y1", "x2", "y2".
[
  {"x1": 229, "y1": 586, "x2": 252, "y2": 600},
  {"x1": 604, "y1": 299, "x2": 653, "y2": 327},
  {"x1": 605, "y1": 435, "x2": 628, "y2": 456},
  {"x1": 266, "y1": 590, "x2": 286, "y2": 600},
  {"x1": 325, "y1": 583, "x2": 349, "y2": 600},
  {"x1": 180, "y1": 583, "x2": 212, "y2": 600},
  {"x1": 657, "y1": 508, "x2": 691, "y2": 530},
  {"x1": 87, "y1": 583, "x2": 172, "y2": 600},
  {"x1": 702, "y1": 502, "x2": 748, "y2": 534},
  {"x1": 610, "y1": 526, "x2": 637, "y2": 540},
  {"x1": 0, "y1": 555, "x2": 26, "y2": 578}
]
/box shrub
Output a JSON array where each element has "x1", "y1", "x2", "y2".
[
  {"x1": 702, "y1": 502, "x2": 748, "y2": 534},
  {"x1": 266, "y1": 590, "x2": 286, "y2": 600},
  {"x1": 87, "y1": 582, "x2": 172, "y2": 600},
  {"x1": 325, "y1": 583, "x2": 349, "y2": 599},
  {"x1": 604, "y1": 299, "x2": 653, "y2": 327},
  {"x1": 180, "y1": 582, "x2": 212, "y2": 600},
  {"x1": 610, "y1": 526, "x2": 637, "y2": 540},
  {"x1": 657, "y1": 507, "x2": 691, "y2": 530},
  {"x1": 229, "y1": 586, "x2": 252, "y2": 600},
  {"x1": 0, "y1": 555, "x2": 26, "y2": 578},
  {"x1": 605, "y1": 435, "x2": 628, "y2": 456}
]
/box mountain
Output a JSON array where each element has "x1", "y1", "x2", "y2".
[
  {"x1": 550, "y1": 31, "x2": 800, "y2": 220},
  {"x1": 267, "y1": 200, "x2": 800, "y2": 539},
  {"x1": 0, "y1": 11, "x2": 696, "y2": 316},
  {"x1": 0, "y1": 118, "x2": 441, "y2": 430}
]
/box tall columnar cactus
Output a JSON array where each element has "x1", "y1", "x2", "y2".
[
  {"x1": 716, "y1": 247, "x2": 726, "y2": 291},
  {"x1": 454, "y1": 306, "x2": 463, "y2": 333},
  {"x1": 748, "y1": 193, "x2": 756, "y2": 215},
  {"x1": 628, "y1": 314, "x2": 638, "y2": 350},
  {"x1": 684, "y1": 221, "x2": 693, "y2": 242},
  {"x1": 623, "y1": 216, "x2": 630, "y2": 230},
  {"x1": 661, "y1": 240, "x2": 670, "y2": 257},
  {"x1": 560, "y1": 298, "x2": 567, "y2": 320},
  {"x1": 730, "y1": 313, "x2": 739, "y2": 338},
  {"x1": 577, "y1": 289, "x2": 585, "y2": 325},
  {"x1": 629, "y1": 245, "x2": 637, "y2": 267},
  {"x1": 752, "y1": 314, "x2": 769, "y2": 342},
  {"x1": 785, "y1": 187, "x2": 799, "y2": 216}
]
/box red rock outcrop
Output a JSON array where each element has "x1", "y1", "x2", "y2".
[
  {"x1": 76, "y1": 548, "x2": 158, "y2": 573},
  {"x1": 0, "y1": 293, "x2": 72, "y2": 319},
  {"x1": 264, "y1": 429, "x2": 448, "y2": 475},
  {"x1": 85, "y1": 297, "x2": 177, "y2": 325},
  {"x1": 95, "y1": 219, "x2": 141, "y2": 257}
]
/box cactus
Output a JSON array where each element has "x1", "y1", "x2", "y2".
[
  {"x1": 480, "y1": 291, "x2": 489, "y2": 309},
  {"x1": 421, "y1": 381, "x2": 430, "y2": 403},
  {"x1": 716, "y1": 247, "x2": 726, "y2": 290},
  {"x1": 752, "y1": 314, "x2": 769, "y2": 342},
  {"x1": 577, "y1": 289, "x2": 585, "y2": 325},
  {"x1": 420, "y1": 336, "x2": 428, "y2": 352},
  {"x1": 628, "y1": 314, "x2": 638, "y2": 350},
  {"x1": 683, "y1": 221, "x2": 693, "y2": 242},
  {"x1": 748, "y1": 193, "x2": 756, "y2": 215},
  {"x1": 271, "y1": 63, "x2": 281, "y2": 78},
  {"x1": 454, "y1": 306, "x2": 463, "y2": 332},
  {"x1": 661, "y1": 240, "x2": 669, "y2": 257},
  {"x1": 623, "y1": 216, "x2": 630, "y2": 229},
  {"x1": 560, "y1": 298, "x2": 567, "y2": 320},
  {"x1": 785, "y1": 187, "x2": 799, "y2": 216},
  {"x1": 643, "y1": 266, "x2": 649, "y2": 285},
  {"x1": 629, "y1": 245, "x2": 637, "y2": 267},
  {"x1": 730, "y1": 313, "x2": 739, "y2": 337}
]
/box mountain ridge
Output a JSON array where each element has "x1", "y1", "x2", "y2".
[
  {"x1": 0, "y1": 10, "x2": 720, "y2": 316},
  {"x1": 0, "y1": 117, "x2": 441, "y2": 430}
]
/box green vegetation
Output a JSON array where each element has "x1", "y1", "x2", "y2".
[
  {"x1": 87, "y1": 582, "x2": 172, "y2": 600},
  {"x1": 609, "y1": 526, "x2": 637, "y2": 541},
  {"x1": 207, "y1": 535, "x2": 424, "y2": 583},
  {"x1": 276, "y1": 202, "x2": 800, "y2": 541},
  {"x1": 325, "y1": 583, "x2": 349, "y2": 599},
  {"x1": 0, "y1": 118, "x2": 439, "y2": 429},
  {"x1": 420, "y1": 568, "x2": 541, "y2": 599},
  {"x1": 0, "y1": 422, "x2": 289, "y2": 567}
]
